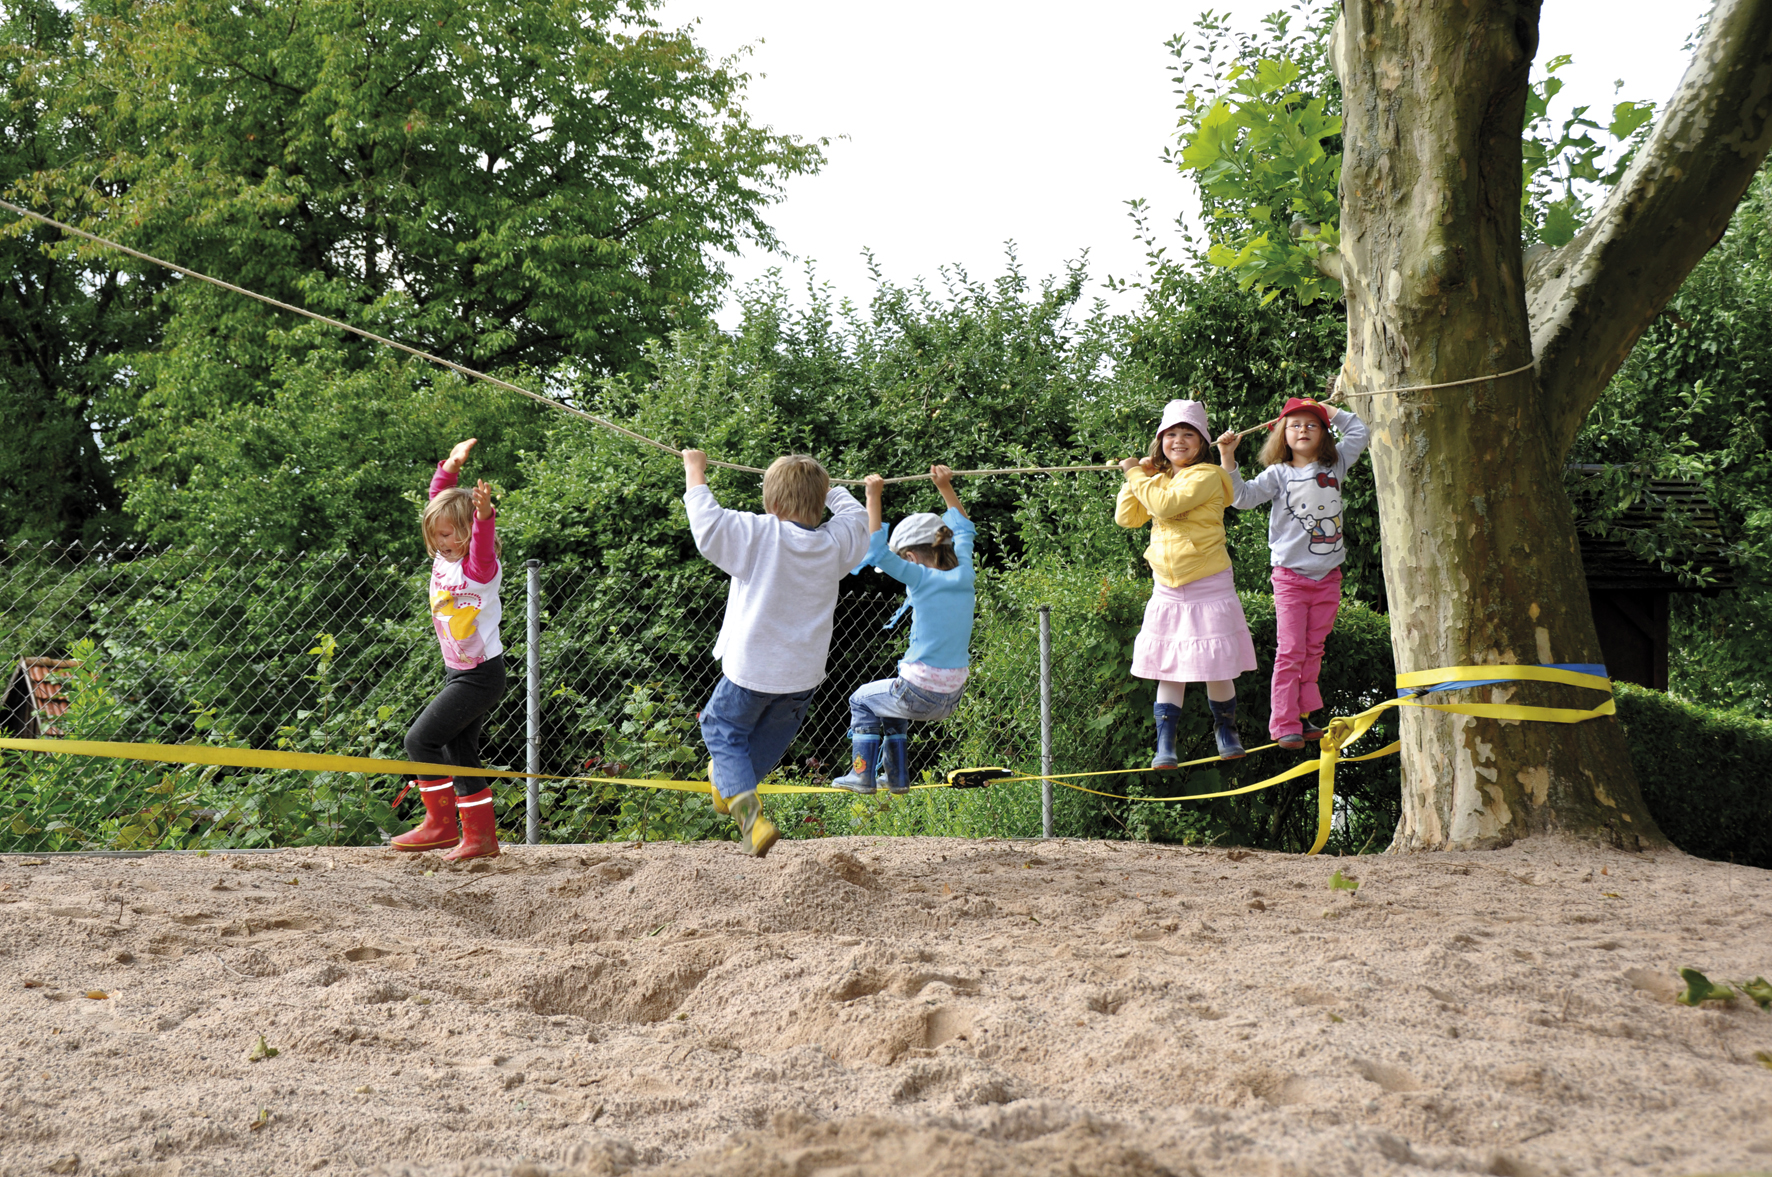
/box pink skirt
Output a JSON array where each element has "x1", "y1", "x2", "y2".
[{"x1": 1131, "y1": 569, "x2": 1259, "y2": 682}]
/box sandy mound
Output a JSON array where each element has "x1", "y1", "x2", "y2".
[{"x1": 0, "y1": 835, "x2": 1768, "y2": 1177}]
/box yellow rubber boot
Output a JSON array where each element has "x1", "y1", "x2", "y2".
[
  {"x1": 705, "y1": 760, "x2": 730, "y2": 815},
  {"x1": 726, "y1": 790, "x2": 778, "y2": 858}
]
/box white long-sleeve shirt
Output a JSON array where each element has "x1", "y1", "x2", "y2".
[
  {"x1": 684, "y1": 484, "x2": 871, "y2": 694},
  {"x1": 1227, "y1": 408, "x2": 1370, "y2": 580}
]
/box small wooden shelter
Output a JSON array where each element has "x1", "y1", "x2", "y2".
[
  {"x1": 1572, "y1": 471, "x2": 1733, "y2": 691},
  {"x1": 2, "y1": 657, "x2": 81, "y2": 739}
]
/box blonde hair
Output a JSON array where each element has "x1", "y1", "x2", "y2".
[
  {"x1": 1258, "y1": 413, "x2": 1341, "y2": 469},
  {"x1": 1147, "y1": 424, "x2": 1209, "y2": 474},
  {"x1": 762, "y1": 455, "x2": 829, "y2": 523},
  {"x1": 421, "y1": 487, "x2": 501, "y2": 559},
  {"x1": 898, "y1": 526, "x2": 959, "y2": 571}
]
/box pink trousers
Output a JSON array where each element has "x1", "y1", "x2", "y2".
[{"x1": 1270, "y1": 566, "x2": 1342, "y2": 739}]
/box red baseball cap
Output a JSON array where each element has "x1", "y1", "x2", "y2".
[{"x1": 1271, "y1": 397, "x2": 1334, "y2": 431}]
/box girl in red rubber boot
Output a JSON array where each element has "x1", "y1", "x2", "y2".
[{"x1": 390, "y1": 437, "x2": 506, "y2": 861}]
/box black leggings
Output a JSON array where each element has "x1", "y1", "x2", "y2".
[{"x1": 405, "y1": 655, "x2": 507, "y2": 797}]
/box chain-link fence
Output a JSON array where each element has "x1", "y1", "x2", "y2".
[
  {"x1": 0, "y1": 544, "x2": 1400, "y2": 853},
  {"x1": 0, "y1": 544, "x2": 1055, "y2": 851}
]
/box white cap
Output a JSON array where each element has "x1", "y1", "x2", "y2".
[{"x1": 887, "y1": 512, "x2": 950, "y2": 552}]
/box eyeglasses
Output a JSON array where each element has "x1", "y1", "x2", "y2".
[{"x1": 1285, "y1": 420, "x2": 1323, "y2": 432}]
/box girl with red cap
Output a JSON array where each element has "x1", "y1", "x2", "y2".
[
  {"x1": 1116, "y1": 400, "x2": 1260, "y2": 764},
  {"x1": 1215, "y1": 396, "x2": 1369, "y2": 750}
]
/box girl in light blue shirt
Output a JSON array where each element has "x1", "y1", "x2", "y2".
[{"x1": 833, "y1": 465, "x2": 976, "y2": 795}]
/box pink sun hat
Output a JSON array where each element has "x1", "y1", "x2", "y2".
[{"x1": 1152, "y1": 399, "x2": 1212, "y2": 449}]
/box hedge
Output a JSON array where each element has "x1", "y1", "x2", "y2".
[{"x1": 1615, "y1": 683, "x2": 1772, "y2": 869}]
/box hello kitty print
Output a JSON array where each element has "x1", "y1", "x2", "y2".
[
  {"x1": 1283, "y1": 469, "x2": 1345, "y2": 557},
  {"x1": 1226, "y1": 407, "x2": 1370, "y2": 579}
]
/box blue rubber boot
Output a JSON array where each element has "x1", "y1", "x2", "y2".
[
  {"x1": 881, "y1": 733, "x2": 910, "y2": 795},
  {"x1": 1152, "y1": 703, "x2": 1183, "y2": 769},
  {"x1": 832, "y1": 729, "x2": 883, "y2": 794},
  {"x1": 1208, "y1": 696, "x2": 1246, "y2": 760}
]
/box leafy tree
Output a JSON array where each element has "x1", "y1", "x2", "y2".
[
  {"x1": 5, "y1": 0, "x2": 824, "y2": 548},
  {"x1": 1568, "y1": 161, "x2": 1772, "y2": 712},
  {"x1": 1171, "y1": 3, "x2": 1659, "y2": 304},
  {"x1": 1521, "y1": 55, "x2": 1657, "y2": 249},
  {"x1": 0, "y1": 0, "x2": 164, "y2": 546},
  {"x1": 123, "y1": 360, "x2": 552, "y2": 556},
  {"x1": 1174, "y1": 0, "x2": 1772, "y2": 851},
  {"x1": 1169, "y1": 5, "x2": 1343, "y2": 307},
  {"x1": 506, "y1": 255, "x2": 1119, "y2": 569}
]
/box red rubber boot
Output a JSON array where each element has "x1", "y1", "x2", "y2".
[
  {"x1": 441, "y1": 787, "x2": 500, "y2": 862},
  {"x1": 391, "y1": 778, "x2": 459, "y2": 851}
]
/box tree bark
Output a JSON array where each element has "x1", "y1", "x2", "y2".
[{"x1": 1331, "y1": 0, "x2": 1661, "y2": 851}]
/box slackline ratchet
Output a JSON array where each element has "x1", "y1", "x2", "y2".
[{"x1": 0, "y1": 664, "x2": 1613, "y2": 857}]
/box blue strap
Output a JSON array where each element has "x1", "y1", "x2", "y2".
[{"x1": 883, "y1": 601, "x2": 912, "y2": 631}]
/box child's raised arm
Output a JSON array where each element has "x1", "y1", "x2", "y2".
[
  {"x1": 864, "y1": 474, "x2": 885, "y2": 535},
  {"x1": 930, "y1": 465, "x2": 967, "y2": 519},
  {"x1": 432, "y1": 437, "x2": 479, "y2": 500},
  {"x1": 682, "y1": 448, "x2": 709, "y2": 491},
  {"x1": 1215, "y1": 429, "x2": 1271, "y2": 509},
  {"x1": 443, "y1": 437, "x2": 478, "y2": 475}
]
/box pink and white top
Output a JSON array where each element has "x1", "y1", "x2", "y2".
[{"x1": 428, "y1": 463, "x2": 503, "y2": 670}]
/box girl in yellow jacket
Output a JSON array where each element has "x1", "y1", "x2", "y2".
[{"x1": 1116, "y1": 399, "x2": 1258, "y2": 764}]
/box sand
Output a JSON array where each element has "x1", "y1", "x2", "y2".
[{"x1": 0, "y1": 834, "x2": 1768, "y2": 1177}]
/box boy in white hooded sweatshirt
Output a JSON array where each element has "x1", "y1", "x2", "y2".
[{"x1": 682, "y1": 449, "x2": 870, "y2": 856}]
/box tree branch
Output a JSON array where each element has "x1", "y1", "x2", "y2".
[{"x1": 1528, "y1": 0, "x2": 1772, "y2": 451}]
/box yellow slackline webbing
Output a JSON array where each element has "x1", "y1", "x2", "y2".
[
  {"x1": 0, "y1": 664, "x2": 1613, "y2": 856},
  {"x1": 983, "y1": 663, "x2": 1614, "y2": 855},
  {"x1": 0, "y1": 738, "x2": 841, "y2": 797}
]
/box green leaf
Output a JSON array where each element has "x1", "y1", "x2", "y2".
[
  {"x1": 1740, "y1": 976, "x2": 1772, "y2": 1011},
  {"x1": 1608, "y1": 100, "x2": 1654, "y2": 141},
  {"x1": 1539, "y1": 199, "x2": 1583, "y2": 248},
  {"x1": 1328, "y1": 869, "x2": 1359, "y2": 891},
  {"x1": 1676, "y1": 967, "x2": 1736, "y2": 1006}
]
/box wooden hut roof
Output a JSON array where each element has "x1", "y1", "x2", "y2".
[
  {"x1": 1568, "y1": 467, "x2": 1735, "y2": 594},
  {"x1": 2, "y1": 657, "x2": 80, "y2": 740}
]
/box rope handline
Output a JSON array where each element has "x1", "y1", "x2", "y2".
[
  {"x1": 1229, "y1": 358, "x2": 1536, "y2": 439},
  {"x1": 1336, "y1": 359, "x2": 1536, "y2": 399},
  {"x1": 0, "y1": 197, "x2": 1120, "y2": 489},
  {"x1": 3, "y1": 197, "x2": 1532, "y2": 486}
]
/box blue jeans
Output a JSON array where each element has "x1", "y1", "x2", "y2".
[
  {"x1": 698, "y1": 676, "x2": 816, "y2": 799},
  {"x1": 848, "y1": 677, "x2": 965, "y2": 736}
]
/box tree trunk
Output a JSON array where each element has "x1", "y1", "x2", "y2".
[{"x1": 1332, "y1": 0, "x2": 1659, "y2": 851}]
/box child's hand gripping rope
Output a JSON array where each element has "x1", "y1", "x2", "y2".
[{"x1": 681, "y1": 448, "x2": 710, "y2": 490}]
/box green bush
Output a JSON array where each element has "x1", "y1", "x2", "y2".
[
  {"x1": 896, "y1": 563, "x2": 1403, "y2": 853},
  {"x1": 1615, "y1": 683, "x2": 1772, "y2": 869},
  {"x1": 0, "y1": 637, "x2": 411, "y2": 850}
]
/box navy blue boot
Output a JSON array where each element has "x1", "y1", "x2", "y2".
[
  {"x1": 832, "y1": 729, "x2": 883, "y2": 794},
  {"x1": 881, "y1": 733, "x2": 910, "y2": 795},
  {"x1": 1152, "y1": 703, "x2": 1183, "y2": 768},
  {"x1": 1208, "y1": 696, "x2": 1246, "y2": 760}
]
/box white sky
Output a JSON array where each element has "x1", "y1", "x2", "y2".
[{"x1": 655, "y1": 0, "x2": 1715, "y2": 327}]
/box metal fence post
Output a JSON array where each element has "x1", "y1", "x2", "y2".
[
  {"x1": 1039, "y1": 605, "x2": 1052, "y2": 839},
  {"x1": 526, "y1": 559, "x2": 541, "y2": 846}
]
